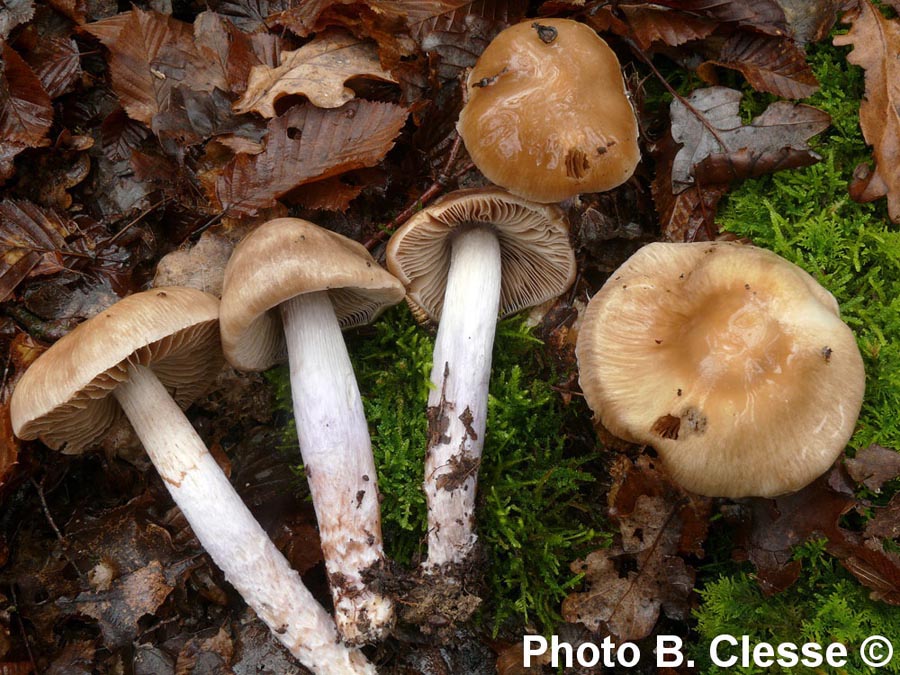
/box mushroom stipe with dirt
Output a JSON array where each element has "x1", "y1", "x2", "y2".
[
  {"x1": 10, "y1": 287, "x2": 375, "y2": 675},
  {"x1": 219, "y1": 218, "x2": 405, "y2": 645},
  {"x1": 387, "y1": 187, "x2": 576, "y2": 624}
]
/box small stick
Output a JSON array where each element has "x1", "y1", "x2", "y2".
[{"x1": 364, "y1": 133, "x2": 467, "y2": 251}]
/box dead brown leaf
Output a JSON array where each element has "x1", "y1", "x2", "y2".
[
  {"x1": 0, "y1": 200, "x2": 129, "y2": 302},
  {"x1": 670, "y1": 86, "x2": 830, "y2": 191},
  {"x1": 213, "y1": 100, "x2": 408, "y2": 215},
  {"x1": 563, "y1": 454, "x2": 709, "y2": 640},
  {"x1": 732, "y1": 465, "x2": 900, "y2": 603},
  {"x1": 0, "y1": 41, "x2": 52, "y2": 179},
  {"x1": 235, "y1": 31, "x2": 396, "y2": 117},
  {"x1": 0, "y1": 0, "x2": 34, "y2": 39},
  {"x1": 652, "y1": 0, "x2": 788, "y2": 35},
  {"x1": 699, "y1": 32, "x2": 819, "y2": 99},
  {"x1": 586, "y1": 4, "x2": 717, "y2": 51},
  {"x1": 834, "y1": 0, "x2": 900, "y2": 221},
  {"x1": 845, "y1": 445, "x2": 900, "y2": 492}
]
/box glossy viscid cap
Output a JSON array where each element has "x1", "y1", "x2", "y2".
[
  {"x1": 458, "y1": 19, "x2": 640, "y2": 203},
  {"x1": 10, "y1": 287, "x2": 222, "y2": 453},
  {"x1": 386, "y1": 187, "x2": 576, "y2": 324},
  {"x1": 220, "y1": 218, "x2": 405, "y2": 371},
  {"x1": 576, "y1": 242, "x2": 866, "y2": 498}
]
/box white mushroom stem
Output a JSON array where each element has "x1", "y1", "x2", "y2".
[
  {"x1": 423, "y1": 227, "x2": 502, "y2": 570},
  {"x1": 280, "y1": 291, "x2": 393, "y2": 644},
  {"x1": 113, "y1": 364, "x2": 375, "y2": 675}
]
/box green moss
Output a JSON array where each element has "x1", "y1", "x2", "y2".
[
  {"x1": 693, "y1": 542, "x2": 900, "y2": 674},
  {"x1": 269, "y1": 308, "x2": 603, "y2": 632}
]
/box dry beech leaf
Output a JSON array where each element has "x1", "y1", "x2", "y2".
[
  {"x1": 235, "y1": 31, "x2": 396, "y2": 116},
  {"x1": 698, "y1": 32, "x2": 819, "y2": 99},
  {"x1": 214, "y1": 100, "x2": 408, "y2": 215},
  {"x1": 0, "y1": 41, "x2": 52, "y2": 153},
  {"x1": 733, "y1": 466, "x2": 900, "y2": 603},
  {"x1": 563, "y1": 454, "x2": 709, "y2": 641},
  {"x1": 834, "y1": 0, "x2": 900, "y2": 221},
  {"x1": 651, "y1": 0, "x2": 788, "y2": 35},
  {"x1": 0, "y1": 0, "x2": 34, "y2": 38},
  {"x1": 670, "y1": 86, "x2": 830, "y2": 191},
  {"x1": 845, "y1": 445, "x2": 900, "y2": 492},
  {"x1": 652, "y1": 130, "x2": 726, "y2": 242},
  {"x1": 586, "y1": 4, "x2": 717, "y2": 51}
]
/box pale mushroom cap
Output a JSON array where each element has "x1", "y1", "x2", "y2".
[
  {"x1": 385, "y1": 187, "x2": 576, "y2": 324},
  {"x1": 10, "y1": 287, "x2": 222, "y2": 453},
  {"x1": 457, "y1": 19, "x2": 640, "y2": 203},
  {"x1": 576, "y1": 241, "x2": 866, "y2": 498},
  {"x1": 220, "y1": 218, "x2": 405, "y2": 371}
]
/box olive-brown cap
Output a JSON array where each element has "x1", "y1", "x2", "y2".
[
  {"x1": 575, "y1": 241, "x2": 866, "y2": 498},
  {"x1": 457, "y1": 19, "x2": 640, "y2": 204},
  {"x1": 386, "y1": 187, "x2": 576, "y2": 324},
  {"x1": 220, "y1": 218, "x2": 405, "y2": 371},
  {"x1": 10, "y1": 287, "x2": 222, "y2": 453}
]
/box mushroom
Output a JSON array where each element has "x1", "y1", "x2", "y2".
[
  {"x1": 575, "y1": 241, "x2": 866, "y2": 497},
  {"x1": 386, "y1": 187, "x2": 576, "y2": 588},
  {"x1": 457, "y1": 18, "x2": 640, "y2": 204},
  {"x1": 9, "y1": 287, "x2": 375, "y2": 675},
  {"x1": 219, "y1": 218, "x2": 405, "y2": 644}
]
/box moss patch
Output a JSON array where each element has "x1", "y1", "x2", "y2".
[{"x1": 269, "y1": 308, "x2": 605, "y2": 633}]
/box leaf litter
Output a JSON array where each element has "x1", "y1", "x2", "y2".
[{"x1": 0, "y1": 0, "x2": 899, "y2": 669}]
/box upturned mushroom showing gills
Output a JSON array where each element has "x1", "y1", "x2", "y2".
[
  {"x1": 386, "y1": 187, "x2": 576, "y2": 593},
  {"x1": 220, "y1": 218, "x2": 405, "y2": 645},
  {"x1": 457, "y1": 18, "x2": 640, "y2": 204},
  {"x1": 576, "y1": 242, "x2": 866, "y2": 498},
  {"x1": 9, "y1": 288, "x2": 375, "y2": 675}
]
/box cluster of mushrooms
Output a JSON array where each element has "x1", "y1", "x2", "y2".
[{"x1": 9, "y1": 18, "x2": 866, "y2": 674}]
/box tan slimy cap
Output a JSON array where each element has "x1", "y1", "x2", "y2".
[
  {"x1": 386, "y1": 187, "x2": 576, "y2": 323},
  {"x1": 458, "y1": 19, "x2": 640, "y2": 203},
  {"x1": 10, "y1": 287, "x2": 222, "y2": 453},
  {"x1": 576, "y1": 241, "x2": 866, "y2": 498},
  {"x1": 219, "y1": 218, "x2": 405, "y2": 371}
]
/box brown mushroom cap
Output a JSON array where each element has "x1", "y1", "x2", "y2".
[
  {"x1": 576, "y1": 241, "x2": 866, "y2": 498},
  {"x1": 220, "y1": 218, "x2": 405, "y2": 371},
  {"x1": 386, "y1": 187, "x2": 576, "y2": 324},
  {"x1": 10, "y1": 287, "x2": 222, "y2": 453},
  {"x1": 457, "y1": 19, "x2": 640, "y2": 204}
]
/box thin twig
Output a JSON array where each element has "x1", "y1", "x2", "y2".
[
  {"x1": 104, "y1": 197, "x2": 170, "y2": 246},
  {"x1": 364, "y1": 133, "x2": 467, "y2": 251},
  {"x1": 9, "y1": 584, "x2": 39, "y2": 675},
  {"x1": 31, "y1": 478, "x2": 65, "y2": 545},
  {"x1": 626, "y1": 40, "x2": 730, "y2": 151}
]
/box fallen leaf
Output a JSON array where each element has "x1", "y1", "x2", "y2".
[
  {"x1": 0, "y1": 0, "x2": 34, "y2": 38},
  {"x1": 845, "y1": 445, "x2": 900, "y2": 492},
  {"x1": 834, "y1": 0, "x2": 900, "y2": 221},
  {"x1": 732, "y1": 465, "x2": 900, "y2": 603},
  {"x1": 100, "y1": 108, "x2": 149, "y2": 162},
  {"x1": 775, "y1": 0, "x2": 841, "y2": 44},
  {"x1": 235, "y1": 31, "x2": 396, "y2": 117},
  {"x1": 563, "y1": 454, "x2": 709, "y2": 640},
  {"x1": 152, "y1": 231, "x2": 234, "y2": 296},
  {"x1": 286, "y1": 174, "x2": 367, "y2": 212},
  {"x1": 865, "y1": 493, "x2": 900, "y2": 542},
  {"x1": 20, "y1": 33, "x2": 82, "y2": 99},
  {"x1": 175, "y1": 627, "x2": 234, "y2": 674},
  {"x1": 213, "y1": 100, "x2": 408, "y2": 215},
  {"x1": 652, "y1": 0, "x2": 788, "y2": 35},
  {"x1": 652, "y1": 131, "x2": 726, "y2": 242},
  {"x1": 586, "y1": 4, "x2": 717, "y2": 51},
  {"x1": 0, "y1": 41, "x2": 52, "y2": 174},
  {"x1": 670, "y1": 86, "x2": 830, "y2": 191},
  {"x1": 0, "y1": 200, "x2": 129, "y2": 302},
  {"x1": 698, "y1": 32, "x2": 819, "y2": 99}
]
